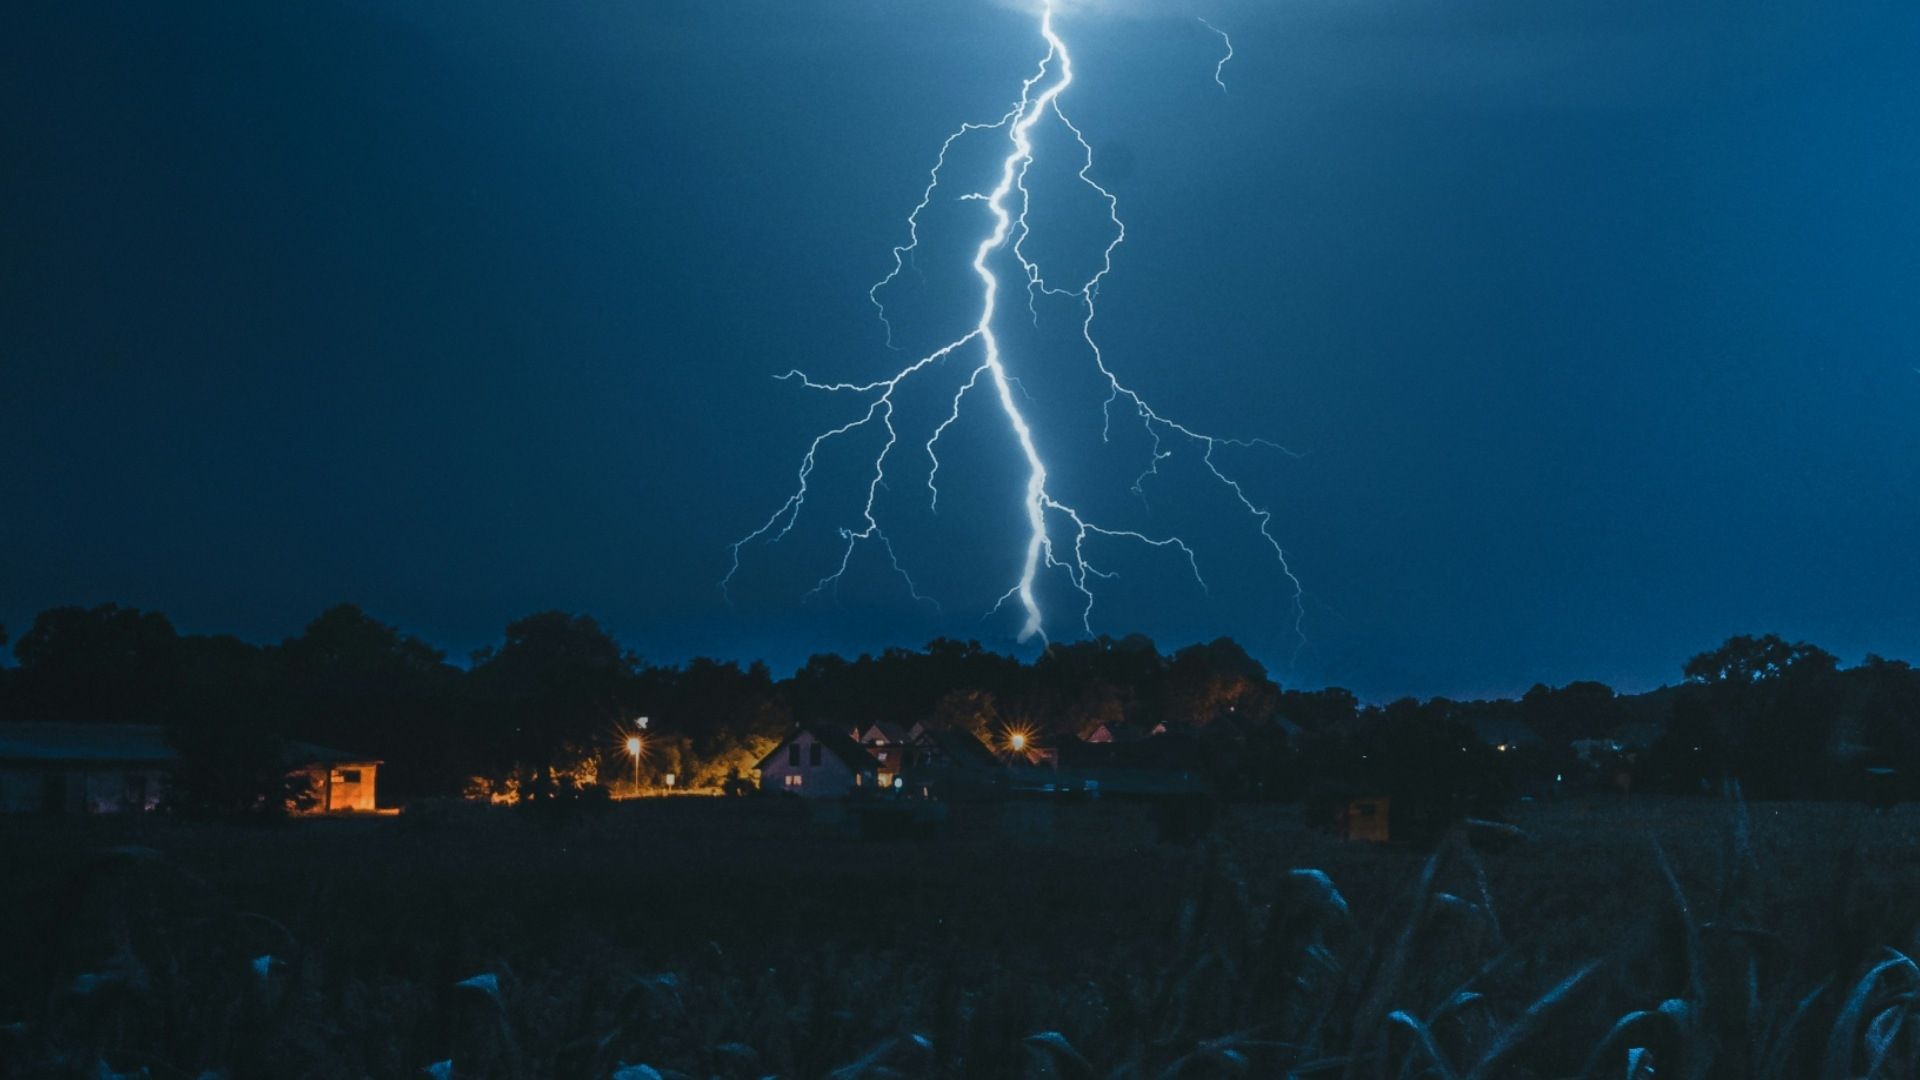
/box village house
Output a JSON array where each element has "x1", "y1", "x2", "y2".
[
  {"x1": 900, "y1": 724, "x2": 1001, "y2": 800},
  {"x1": 757, "y1": 724, "x2": 879, "y2": 797},
  {"x1": 855, "y1": 722, "x2": 911, "y2": 788},
  {"x1": 1085, "y1": 721, "x2": 1148, "y2": 744},
  {"x1": 0, "y1": 723, "x2": 172, "y2": 814},
  {"x1": 0, "y1": 722, "x2": 381, "y2": 814}
]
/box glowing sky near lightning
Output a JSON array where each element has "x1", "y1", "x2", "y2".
[
  {"x1": 3, "y1": 0, "x2": 1917, "y2": 699},
  {"x1": 724, "y1": 2, "x2": 1304, "y2": 649}
]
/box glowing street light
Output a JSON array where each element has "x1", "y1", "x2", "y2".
[
  {"x1": 625, "y1": 733, "x2": 644, "y2": 793},
  {"x1": 1003, "y1": 725, "x2": 1036, "y2": 758}
]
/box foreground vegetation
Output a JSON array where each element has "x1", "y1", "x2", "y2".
[{"x1": 5, "y1": 795, "x2": 1920, "y2": 1078}]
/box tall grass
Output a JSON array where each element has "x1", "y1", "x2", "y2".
[{"x1": 3, "y1": 796, "x2": 1918, "y2": 1078}]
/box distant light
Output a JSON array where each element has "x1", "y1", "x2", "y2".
[
  {"x1": 625, "y1": 736, "x2": 642, "y2": 756},
  {"x1": 636, "y1": 717, "x2": 650, "y2": 731},
  {"x1": 664, "y1": 773, "x2": 675, "y2": 788},
  {"x1": 1010, "y1": 733, "x2": 1028, "y2": 751},
  {"x1": 893, "y1": 776, "x2": 904, "y2": 789}
]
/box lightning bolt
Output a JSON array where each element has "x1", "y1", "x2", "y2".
[
  {"x1": 1198, "y1": 18, "x2": 1233, "y2": 94},
  {"x1": 726, "y1": 2, "x2": 1304, "y2": 650}
]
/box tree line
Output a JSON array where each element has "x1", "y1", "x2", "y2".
[{"x1": 0, "y1": 605, "x2": 1915, "y2": 812}]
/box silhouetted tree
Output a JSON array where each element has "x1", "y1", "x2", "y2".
[
  {"x1": 469, "y1": 612, "x2": 635, "y2": 782},
  {"x1": 7, "y1": 604, "x2": 180, "y2": 723},
  {"x1": 1165, "y1": 637, "x2": 1280, "y2": 729},
  {"x1": 1852, "y1": 656, "x2": 1920, "y2": 800},
  {"x1": 630, "y1": 657, "x2": 788, "y2": 790},
  {"x1": 164, "y1": 635, "x2": 314, "y2": 818},
  {"x1": 1276, "y1": 687, "x2": 1359, "y2": 734},
  {"x1": 280, "y1": 604, "x2": 467, "y2": 802},
  {"x1": 1519, "y1": 680, "x2": 1620, "y2": 745},
  {"x1": 926, "y1": 688, "x2": 1002, "y2": 740},
  {"x1": 1651, "y1": 634, "x2": 1841, "y2": 798}
]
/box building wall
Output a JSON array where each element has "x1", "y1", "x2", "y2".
[
  {"x1": 864, "y1": 742, "x2": 905, "y2": 789},
  {"x1": 295, "y1": 763, "x2": 380, "y2": 812},
  {"x1": 759, "y1": 731, "x2": 869, "y2": 797},
  {"x1": 84, "y1": 770, "x2": 165, "y2": 813},
  {"x1": 326, "y1": 763, "x2": 378, "y2": 811}
]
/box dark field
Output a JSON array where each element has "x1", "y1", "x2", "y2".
[{"x1": 6, "y1": 796, "x2": 1920, "y2": 1078}]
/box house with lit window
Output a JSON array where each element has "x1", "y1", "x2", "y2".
[
  {"x1": 855, "y1": 722, "x2": 911, "y2": 788},
  {"x1": 757, "y1": 724, "x2": 881, "y2": 797},
  {"x1": 0, "y1": 722, "x2": 380, "y2": 814}
]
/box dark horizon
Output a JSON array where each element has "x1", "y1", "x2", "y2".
[{"x1": 5, "y1": 596, "x2": 1913, "y2": 710}]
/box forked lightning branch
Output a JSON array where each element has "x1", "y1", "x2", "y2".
[{"x1": 724, "y1": 3, "x2": 1301, "y2": 646}]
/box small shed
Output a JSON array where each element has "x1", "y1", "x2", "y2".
[{"x1": 287, "y1": 742, "x2": 383, "y2": 813}]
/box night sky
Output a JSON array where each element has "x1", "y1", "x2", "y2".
[{"x1": 4, "y1": 0, "x2": 1916, "y2": 700}]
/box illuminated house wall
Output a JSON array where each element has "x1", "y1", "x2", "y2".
[
  {"x1": 756, "y1": 725, "x2": 878, "y2": 798},
  {"x1": 293, "y1": 760, "x2": 381, "y2": 813}
]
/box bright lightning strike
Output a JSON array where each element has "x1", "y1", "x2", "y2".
[
  {"x1": 1198, "y1": 18, "x2": 1233, "y2": 94},
  {"x1": 725, "y1": 2, "x2": 1303, "y2": 649}
]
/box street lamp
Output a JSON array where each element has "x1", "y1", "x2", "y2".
[{"x1": 624, "y1": 716, "x2": 651, "y2": 796}]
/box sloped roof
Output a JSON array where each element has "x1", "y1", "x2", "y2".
[
  {"x1": 0, "y1": 723, "x2": 377, "y2": 767},
  {"x1": 757, "y1": 724, "x2": 882, "y2": 772},
  {"x1": 918, "y1": 727, "x2": 1000, "y2": 768},
  {"x1": 0, "y1": 723, "x2": 176, "y2": 765},
  {"x1": 858, "y1": 721, "x2": 908, "y2": 745}
]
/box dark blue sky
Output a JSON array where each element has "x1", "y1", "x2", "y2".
[{"x1": 4, "y1": 0, "x2": 1916, "y2": 700}]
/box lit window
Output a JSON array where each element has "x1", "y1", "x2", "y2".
[{"x1": 785, "y1": 774, "x2": 803, "y2": 788}]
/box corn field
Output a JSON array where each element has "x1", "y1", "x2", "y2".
[{"x1": 3, "y1": 795, "x2": 1919, "y2": 1078}]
